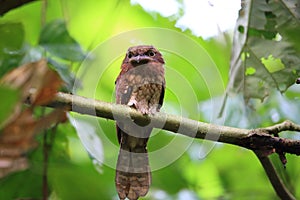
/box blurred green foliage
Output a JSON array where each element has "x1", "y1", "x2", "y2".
[
  {"x1": 0, "y1": 23, "x2": 25, "y2": 76},
  {"x1": 229, "y1": 0, "x2": 300, "y2": 101},
  {"x1": 0, "y1": 86, "x2": 20, "y2": 128},
  {"x1": 0, "y1": 0, "x2": 300, "y2": 200}
]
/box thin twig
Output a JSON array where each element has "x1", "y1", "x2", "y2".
[
  {"x1": 42, "y1": 129, "x2": 49, "y2": 200},
  {"x1": 0, "y1": 0, "x2": 35, "y2": 16},
  {"x1": 256, "y1": 152, "x2": 296, "y2": 200},
  {"x1": 40, "y1": 0, "x2": 47, "y2": 27},
  {"x1": 262, "y1": 120, "x2": 300, "y2": 135},
  {"x1": 42, "y1": 124, "x2": 58, "y2": 200}
]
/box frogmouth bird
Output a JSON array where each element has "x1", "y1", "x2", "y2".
[{"x1": 115, "y1": 45, "x2": 165, "y2": 200}]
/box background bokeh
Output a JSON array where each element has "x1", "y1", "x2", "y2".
[{"x1": 0, "y1": 0, "x2": 300, "y2": 200}]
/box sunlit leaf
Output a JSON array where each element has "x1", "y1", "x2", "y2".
[
  {"x1": 0, "y1": 23, "x2": 25, "y2": 77},
  {"x1": 69, "y1": 115, "x2": 104, "y2": 166},
  {"x1": 261, "y1": 55, "x2": 285, "y2": 73},
  {"x1": 39, "y1": 19, "x2": 86, "y2": 61},
  {"x1": 183, "y1": 159, "x2": 224, "y2": 199}
]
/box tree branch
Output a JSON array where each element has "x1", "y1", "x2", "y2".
[
  {"x1": 51, "y1": 92, "x2": 300, "y2": 156},
  {"x1": 49, "y1": 92, "x2": 300, "y2": 200},
  {"x1": 0, "y1": 0, "x2": 36, "y2": 16},
  {"x1": 262, "y1": 120, "x2": 300, "y2": 135}
]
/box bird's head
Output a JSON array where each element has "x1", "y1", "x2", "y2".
[{"x1": 122, "y1": 45, "x2": 165, "y2": 67}]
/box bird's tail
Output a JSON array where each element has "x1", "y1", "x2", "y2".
[{"x1": 115, "y1": 140, "x2": 151, "y2": 200}]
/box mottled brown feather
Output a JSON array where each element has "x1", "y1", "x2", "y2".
[{"x1": 115, "y1": 45, "x2": 165, "y2": 200}]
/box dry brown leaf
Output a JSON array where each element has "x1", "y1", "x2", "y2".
[
  {"x1": 0, "y1": 59, "x2": 62, "y2": 106},
  {"x1": 1, "y1": 109, "x2": 66, "y2": 153},
  {"x1": 0, "y1": 108, "x2": 67, "y2": 178},
  {"x1": 0, "y1": 59, "x2": 66, "y2": 178},
  {"x1": 0, "y1": 157, "x2": 28, "y2": 178},
  {"x1": 32, "y1": 67, "x2": 62, "y2": 106}
]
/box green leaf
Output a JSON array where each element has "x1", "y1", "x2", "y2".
[
  {"x1": 269, "y1": 0, "x2": 300, "y2": 52},
  {"x1": 0, "y1": 23, "x2": 25, "y2": 77},
  {"x1": 39, "y1": 19, "x2": 86, "y2": 61},
  {"x1": 68, "y1": 115, "x2": 104, "y2": 165},
  {"x1": 49, "y1": 162, "x2": 114, "y2": 200},
  {"x1": 261, "y1": 55, "x2": 285, "y2": 73},
  {"x1": 183, "y1": 160, "x2": 224, "y2": 199},
  {"x1": 48, "y1": 58, "x2": 76, "y2": 92},
  {"x1": 228, "y1": 0, "x2": 300, "y2": 101},
  {"x1": 21, "y1": 46, "x2": 44, "y2": 63},
  {"x1": 0, "y1": 86, "x2": 20, "y2": 128},
  {"x1": 48, "y1": 122, "x2": 115, "y2": 200},
  {"x1": 245, "y1": 66, "x2": 256, "y2": 75},
  {"x1": 152, "y1": 159, "x2": 188, "y2": 194},
  {"x1": 0, "y1": 170, "x2": 43, "y2": 199}
]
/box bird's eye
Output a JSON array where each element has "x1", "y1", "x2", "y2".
[
  {"x1": 147, "y1": 50, "x2": 155, "y2": 57},
  {"x1": 128, "y1": 52, "x2": 133, "y2": 58}
]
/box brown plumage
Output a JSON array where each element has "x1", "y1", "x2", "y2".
[{"x1": 115, "y1": 45, "x2": 165, "y2": 200}]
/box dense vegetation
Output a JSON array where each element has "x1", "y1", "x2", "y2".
[{"x1": 0, "y1": 1, "x2": 299, "y2": 199}]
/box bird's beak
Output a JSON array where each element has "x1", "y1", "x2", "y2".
[
  {"x1": 129, "y1": 55, "x2": 152, "y2": 66},
  {"x1": 135, "y1": 55, "x2": 141, "y2": 63}
]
